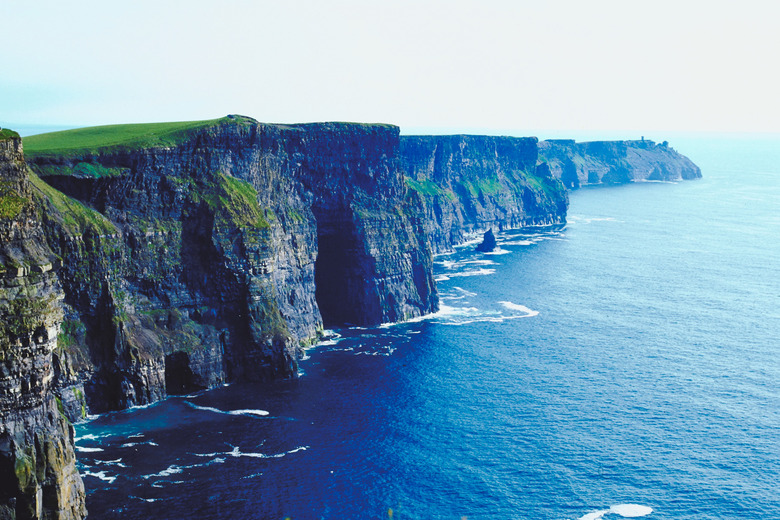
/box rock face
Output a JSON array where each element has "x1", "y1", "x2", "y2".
[
  {"x1": 475, "y1": 229, "x2": 497, "y2": 253},
  {"x1": 23, "y1": 117, "x2": 438, "y2": 417},
  {"x1": 0, "y1": 131, "x2": 86, "y2": 519},
  {"x1": 401, "y1": 135, "x2": 568, "y2": 253},
  {"x1": 538, "y1": 138, "x2": 702, "y2": 188}
]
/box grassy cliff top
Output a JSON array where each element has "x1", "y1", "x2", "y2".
[
  {"x1": 23, "y1": 116, "x2": 253, "y2": 157},
  {"x1": 0, "y1": 128, "x2": 20, "y2": 141}
]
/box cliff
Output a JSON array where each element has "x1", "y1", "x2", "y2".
[
  {"x1": 1, "y1": 118, "x2": 702, "y2": 519},
  {"x1": 401, "y1": 135, "x2": 568, "y2": 253},
  {"x1": 538, "y1": 138, "x2": 702, "y2": 188},
  {"x1": 0, "y1": 131, "x2": 86, "y2": 519},
  {"x1": 22, "y1": 117, "x2": 437, "y2": 417}
]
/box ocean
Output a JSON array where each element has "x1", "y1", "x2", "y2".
[{"x1": 74, "y1": 135, "x2": 780, "y2": 519}]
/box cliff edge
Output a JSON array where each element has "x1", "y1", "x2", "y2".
[{"x1": 0, "y1": 130, "x2": 86, "y2": 520}]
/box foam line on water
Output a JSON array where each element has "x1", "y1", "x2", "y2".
[
  {"x1": 610, "y1": 504, "x2": 653, "y2": 517},
  {"x1": 443, "y1": 268, "x2": 496, "y2": 278},
  {"x1": 185, "y1": 401, "x2": 270, "y2": 418},
  {"x1": 82, "y1": 470, "x2": 116, "y2": 483},
  {"x1": 193, "y1": 445, "x2": 309, "y2": 460},
  {"x1": 76, "y1": 446, "x2": 104, "y2": 453},
  {"x1": 498, "y1": 301, "x2": 540, "y2": 316},
  {"x1": 578, "y1": 504, "x2": 653, "y2": 519},
  {"x1": 121, "y1": 441, "x2": 159, "y2": 448}
]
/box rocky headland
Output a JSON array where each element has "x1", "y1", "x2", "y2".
[
  {"x1": 0, "y1": 117, "x2": 700, "y2": 519},
  {"x1": 538, "y1": 138, "x2": 702, "y2": 188}
]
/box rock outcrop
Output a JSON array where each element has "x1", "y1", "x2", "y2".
[
  {"x1": 475, "y1": 229, "x2": 497, "y2": 253},
  {"x1": 401, "y1": 135, "x2": 568, "y2": 253},
  {"x1": 0, "y1": 130, "x2": 86, "y2": 520},
  {"x1": 538, "y1": 138, "x2": 702, "y2": 188}
]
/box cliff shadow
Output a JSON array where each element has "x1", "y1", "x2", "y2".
[{"x1": 314, "y1": 218, "x2": 378, "y2": 327}]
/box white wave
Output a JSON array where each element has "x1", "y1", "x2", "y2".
[
  {"x1": 442, "y1": 314, "x2": 537, "y2": 326},
  {"x1": 121, "y1": 441, "x2": 158, "y2": 448},
  {"x1": 82, "y1": 470, "x2": 116, "y2": 483},
  {"x1": 143, "y1": 465, "x2": 184, "y2": 479},
  {"x1": 434, "y1": 274, "x2": 450, "y2": 281},
  {"x1": 229, "y1": 409, "x2": 269, "y2": 417},
  {"x1": 316, "y1": 338, "x2": 345, "y2": 346},
  {"x1": 356, "y1": 347, "x2": 397, "y2": 357},
  {"x1": 447, "y1": 259, "x2": 497, "y2": 267},
  {"x1": 483, "y1": 248, "x2": 512, "y2": 255},
  {"x1": 454, "y1": 287, "x2": 477, "y2": 296},
  {"x1": 242, "y1": 472, "x2": 264, "y2": 479},
  {"x1": 76, "y1": 446, "x2": 103, "y2": 453},
  {"x1": 498, "y1": 301, "x2": 540, "y2": 316},
  {"x1": 578, "y1": 504, "x2": 653, "y2": 519},
  {"x1": 499, "y1": 239, "x2": 533, "y2": 246},
  {"x1": 95, "y1": 458, "x2": 127, "y2": 468},
  {"x1": 194, "y1": 445, "x2": 309, "y2": 460},
  {"x1": 444, "y1": 268, "x2": 496, "y2": 278},
  {"x1": 186, "y1": 402, "x2": 272, "y2": 418},
  {"x1": 610, "y1": 504, "x2": 653, "y2": 517},
  {"x1": 431, "y1": 303, "x2": 539, "y2": 326},
  {"x1": 133, "y1": 496, "x2": 159, "y2": 503},
  {"x1": 128, "y1": 433, "x2": 145, "y2": 439},
  {"x1": 75, "y1": 433, "x2": 100, "y2": 441}
]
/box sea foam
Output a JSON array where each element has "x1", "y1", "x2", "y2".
[{"x1": 578, "y1": 504, "x2": 653, "y2": 519}]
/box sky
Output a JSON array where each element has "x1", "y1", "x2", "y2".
[{"x1": 2, "y1": 0, "x2": 779, "y2": 136}]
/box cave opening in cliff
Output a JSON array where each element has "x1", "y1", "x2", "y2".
[
  {"x1": 165, "y1": 352, "x2": 202, "y2": 395},
  {"x1": 314, "y1": 222, "x2": 368, "y2": 327}
]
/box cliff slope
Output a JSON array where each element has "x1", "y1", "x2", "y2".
[
  {"x1": 401, "y1": 135, "x2": 568, "y2": 253},
  {"x1": 538, "y1": 138, "x2": 702, "y2": 188},
  {"x1": 0, "y1": 130, "x2": 86, "y2": 520}
]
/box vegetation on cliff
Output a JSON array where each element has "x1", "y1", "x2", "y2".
[
  {"x1": 28, "y1": 170, "x2": 117, "y2": 235},
  {"x1": 23, "y1": 115, "x2": 254, "y2": 158},
  {"x1": 0, "y1": 128, "x2": 21, "y2": 141}
]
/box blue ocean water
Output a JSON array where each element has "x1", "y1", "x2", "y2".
[{"x1": 75, "y1": 136, "x2": 780, "y2": 519}]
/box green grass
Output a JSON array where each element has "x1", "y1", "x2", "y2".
[
  {"x1": 0, "y1": 181, "x2": 27, "y2": 219},
  {"x1": 32, "y1": 162, "x2": 124, "y2": 179},
  {"x1": 404, "y1": 177, "x2": 455, "y2": 201},
  {"x1": 193, "y1": 173, "x2": 270, "y2": 229},
  {"x1": 23, "y1": 116, "x2": 252, "y2": 157},
  {"x1": 0, "y1": 128, "x2": 20, "y2": 140},
  {"x1": 28, "y1": 170, "x2": 117, "y2": 235}
]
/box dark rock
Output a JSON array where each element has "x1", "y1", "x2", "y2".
[
  {"x1": 0, "y1": 134, "x2": 86, "y2": 519},
  {"x1": 538, "y1": 138, "x2": 701, "y2": 188},
  {"x1": 475, "y1": 229, "x2": 497, "y2": 252}
]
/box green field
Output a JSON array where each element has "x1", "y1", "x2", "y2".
[{"x1": 23, "y1": 116, "x2": 249, "y2": 157}]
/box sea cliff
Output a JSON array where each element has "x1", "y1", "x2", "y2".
[
  {"x1": 0, "y1": 117, "x2": 701, "y2": 519},
  {"x1": 0, "y1": 131, "x2": 86, "y2": 520},
  {"x1": 401, "y1": 135, "x2": 568, "y2": 253},
  {"x1": 538, "y1": 138, "x2": 702, "y2": 188}
]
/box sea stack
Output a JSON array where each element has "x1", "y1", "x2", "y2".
[{"x1": 475, "y1": 229, "x2": 497, "y2": 252}]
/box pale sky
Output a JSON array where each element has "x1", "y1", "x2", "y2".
[{"x1": 2, "y1": 0, "x2": 779, "y2": 134}]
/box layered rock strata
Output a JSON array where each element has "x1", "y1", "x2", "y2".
[
  {"x1": 538, "y1": 138, "x2": 702, "y2": 188},
  {"x1": 0, "y1": 131, "x2": 86, "y2": 520},
  {"x1": 401, "y1": 135, "x2": 568, "y2": 253},
  {"x1": 24, "y1": 117, "x2": 438, "y2": 416}
]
